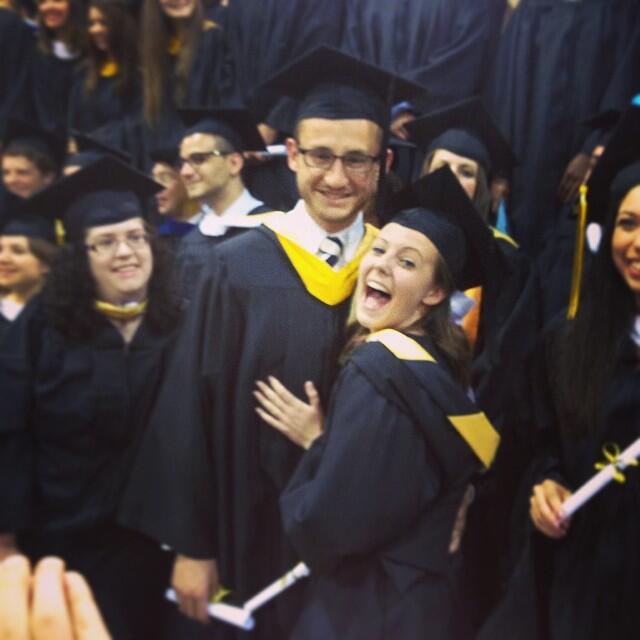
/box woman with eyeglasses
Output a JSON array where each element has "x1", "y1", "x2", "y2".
[{"x1": 0, "y1": 157, "x2": 182, "y2": 639}]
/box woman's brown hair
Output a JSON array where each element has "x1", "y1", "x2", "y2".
[{"x1": 36, "y1": 0, "x2": 87, "y2": 55}]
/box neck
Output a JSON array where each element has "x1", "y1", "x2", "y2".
[
  {"x1": 171, "y1": 199, "x2": 200, "y2": 222},
  {"x1": 204, "y1": 180, "x2": 244, "y2": 215},
  {"x1": 306, "y1": 206, "x2": 360, "y2": 235},
  {"x1": 6, "y1": 283, "x2": 41, "y2": 306}
]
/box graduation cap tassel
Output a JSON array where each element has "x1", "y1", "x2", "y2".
[{"x1": 567, "y1": 183, "x2": 589, "y2": 319}]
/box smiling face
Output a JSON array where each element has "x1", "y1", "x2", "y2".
[
  {"x1": 2, "y1": 155, "x2": 55, "y2": 200},
  {"x1": 38, "y1": 0, "x2": 71, "y2": 31},
  {"x1": 158, "y1": 0, "x2": 196, "y2": 19},
  {"x1": 611, "y1": 185, "x2": 640, "y2": 306},
  {"x1": 152, "y1": 162, "x2": 188, "y2": 216},
  {"x1": 0, "y1": 236, "x2": 50, "y2": 296},
  {"x1": 356, "y1": 222, "x2": 447, "y2": 333},
  {"x1": 85, "y1": 218, "x2": 153, "y2": 305},
  {"x1": 427, "y1": 148, "x2": 479, "y2": 200},
  {"x1": 88, "y1": 5, "x2": 109, "y2": 52},
  {"x1": 286, "y1": 118, "x2": 382, "y2": 234}
]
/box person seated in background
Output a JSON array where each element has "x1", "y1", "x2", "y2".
[{"x1": 254, "y1": 168, "x2": 500, "y2": 640}]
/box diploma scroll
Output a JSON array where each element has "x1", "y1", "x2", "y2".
[
  {"x1": 561, "y1": 437, "x2": 640, "y2": 519},
  {"x1": 166, "y1": 562, "x2": 310, "y2": 631}
]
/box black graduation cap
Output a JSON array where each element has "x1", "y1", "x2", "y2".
[
  {"x1": 586, "y1": 106, "x2": 640, "y2": 225},
  {"x1": 179, "y1": 108, "x2": 266, "y2": 152},
  {"x1": 149, "y1": 146, "x2": 180, "y2": 168},
  {"x1": 2, "y1": 118, "x2": 67, "y2": 170},
  {"x1": 404, "y1": 97, "x2": 517, "y2": 175},
  {"x1": 385, "y1": 166, "x2": 497, "y2": 290},
  {"x1": 66, "y1": 130, "x2": 132, "y2": 170},
  {"x1": 1, "y1": 214, "x2": 56, "y2": 244},
  {"x1": 20, "y1": 156, "x2": 163, "y2": 242},
  {"x1": 258, "y1": 45, "x2": 427, "y2": 129}
]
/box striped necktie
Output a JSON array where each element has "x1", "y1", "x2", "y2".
[{"x1": 319, "y1": 235, "x2": 344, "y2": 268}]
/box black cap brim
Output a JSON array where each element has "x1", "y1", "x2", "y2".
[
  {"x1": 179, "y1": 108, "x2": 266, "y2": 151},
  {"x1": 2, "y1": 118, "x2": 67, "y2": 169}
]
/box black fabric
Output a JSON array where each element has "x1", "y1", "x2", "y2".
[
  {"x1": 244, "y1": 156, "x2": 299, "y2": 213},
  {"x1": 0, "y1": 8, "x2": 34, "y2": 123},
  {"x1": 280, "y1": 334, "x2": 484, "y2": 639},
  {"x1": 120, "y1": 225, "x2": 356, "y2": 639},
  {"x1": 485, "y1": 0, "x2": 640, "y2": 256},
  {"x1": 67, "y1": 66, "x2": 142, "y2": 143},
  {"x1": 0, "y1": 297, "x2": 179, "y2": 638},
  {"x1": 339, "y1": 0, "x2": 497, "y2": 107}
]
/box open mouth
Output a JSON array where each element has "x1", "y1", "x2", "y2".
[{"x1": 363, "y1": 282, "x2": 391, "y2": 311}]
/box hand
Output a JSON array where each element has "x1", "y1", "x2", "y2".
[
  {"x1": 254, "y1": 377, "x2": 323, "y2": 449},
  {"x1": 390, "y1": 111, "x2": 417, "y2": 141},
  {"x1": 0, "y1": 555, "x2": 111, "y2": 639},
  {"x1": 530, "y1": 479, "x2": 572, "y2": 539},
  {"x1": 557, "y1": 153, "x2": 591, "y2": 203},
  {"x1": 171, "y1": 555, "x2": 219, "y2": 624}
]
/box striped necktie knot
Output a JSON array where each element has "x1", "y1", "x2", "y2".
[{"x1": 319, "y1": 235, "x2": 344, "y2": 268}]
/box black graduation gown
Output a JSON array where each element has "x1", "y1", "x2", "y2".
[
  {"x1": 485, "y1": 0, "x2": 640, "y2": 256},
  {"x1": 67, "y1": 65, "x2": 142, "y2": 140},
  {"x1": 0, "y1": 313, "x2": 10, "y2": 343},
  {"x1": 174, "y1": 203, "x2": 271, "y2": 301},
  {"x1": 339, "y1": 0, "x2": 497, "y2": 107},
  {"x1": 479, "y1": 324, "x2": 640, "y2": 640},
  {"x1": 0, "y1": 7, "x2": 34, "y2": 122},
  {"x1": 120, "y1": 225, "x2": 371, "y2": 638},
  {"x1": 0, "y1": 297, "x2": 178, "y2": 640},
  {"x1": 29, "y1": 47, "x2": 79, "y2": 134},
  {"x1": 280, "y1": 332, "x2": 496, "y2": 640}
]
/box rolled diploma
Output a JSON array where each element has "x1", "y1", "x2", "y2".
[
  {"x1": 561, "y1": 437, "x2": 640, "y2": 519},
  {"x1": 244, "y1": 562, "x2": 310, "y2": 613}
]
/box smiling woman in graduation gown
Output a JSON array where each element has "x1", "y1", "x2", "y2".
[
  {"x1": 0, "y1": 158, "x2": 182, "y2": 639},
  {"x1": 256, "y1": 168, "x2": 500, "y2": 639}
]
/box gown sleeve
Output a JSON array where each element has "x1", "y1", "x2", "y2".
[{"x1": 281, "y1": 362, "x2": 442, "y2": 572}]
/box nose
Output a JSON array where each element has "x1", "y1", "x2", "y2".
[
  {"x1": 322, "y1": 157, "x2": 349, "y2": 187},
  {"x1": 114, "y1": 238, "x2": 134, "y2": 257},
  {"x1": 180, "y1": 161, "x2": 195, "y2": 180}
]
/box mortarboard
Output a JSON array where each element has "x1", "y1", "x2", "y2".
[
  {"x1": 404, "y1": 97, "x2": 517, "y2": 175},
  {"x1": 1, "y1": 214, "x2": 56, "y2": 244},
  {"x1": 20, "y1": 156, "x2": 162, "y2": 242},
  {"x1": 179, "y1": 108, "x2": 266, "y2": 152},
  {"x1": 66, "y1": 130, "x2": 132, "y2": 170},
  {"x1": 384, "y1": 166, "x2": 497, "y2": 290},
  {"x1": 258, "y1": 45, "x2": 427, "y2": 129},
  {"x1": 2, "y1": 118, "x2": 67, "y2": 170}
]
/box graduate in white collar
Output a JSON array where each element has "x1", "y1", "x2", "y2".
[
  {"x1": 119, "y1": 45, "x2": 425, "y2": 638},
  {"x1": 174, "y1": 107, "x2": 271, "y2": 298}
]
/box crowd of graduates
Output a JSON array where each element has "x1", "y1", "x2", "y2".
[{"x1": 0, "y1": 1, "x2": 639, "y2": 639}]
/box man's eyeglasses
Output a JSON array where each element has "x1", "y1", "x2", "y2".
[
  {"x1": 86, "y1": 231, "x2": 150, "y2": 256},
  {"x1": 297, "y1": 147, "x2": 380, "y2": 175},
  {"x1": 180, "y1": 150, "x2": 233, "y2": 168}
]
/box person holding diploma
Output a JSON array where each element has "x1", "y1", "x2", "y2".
[
  {"x1": 254, "y1": 167, "x2": 500, "y2": 640},
  {"x1": 521, "y1": 106, "x2": 640, "y2": 639}
]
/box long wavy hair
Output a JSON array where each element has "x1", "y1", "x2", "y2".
[
  {"x1": 140, "y1": 0, "x2": 205, "y2": 124},
  {"x1": 43, "y1": 224, "x2": 182, "y2": 341},
  {"x1": 552, "y1": 195, "x2": 638, "y2": 438},
  {"x1": 36, "y1": 0, "x2": 87, "y2": 55},
  {"x1": 342, "y1": 250, "x2": 471, "y2": 387},
  {"x1": 82, "y1": 0, "x2": 138, "y2": 99}
]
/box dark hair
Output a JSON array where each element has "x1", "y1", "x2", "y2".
[
  {"x1": 422, "y1": 151, "x2": 492, "y2": 222},
  {"x1": 342, "y1": 250, "x2": 471, "y2": 386},
  {"x1": 552, "y1": 198, "x2": 637, "y2": 438},
  {"x1": 83, "y1": 0, "x2": 138, "y2": 100},
  {"x1": 140, "y1": 0, "x2": 207, "y2": 125},
  {"x1": 43, "y1": 224, "x2": 182, "y2": 341},
  {"x1": 27, "y1": 237, "x2": 58, "y2": 267},
  {"x1": 3, "y1": 143, "x2": 58, "y2": 175},
  {"x1": 36, "y1": 0, "x2": 87, "y2": 55}
]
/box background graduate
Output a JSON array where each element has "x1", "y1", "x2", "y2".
[
  {"x1": 0, "y1": 157, "x2": 182, "y2": 639},
  {"x1": 255, "y1": 167, "x2": 500, "y2": 640},
  {"x1": 119, "y1": 46, "x2": 424, "y2": 639}
]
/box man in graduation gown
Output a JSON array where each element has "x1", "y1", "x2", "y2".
[
  {"x1": 119, "y1": 46, "x2": 423, "y2": 639},
  {"x1": 173, "y1": 108, "x2": 272, "y2": 300}
]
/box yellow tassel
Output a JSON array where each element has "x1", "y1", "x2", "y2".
[
  {"x1": 54, "y1": 219, "x2": 66, "y2": 246},
  {"x1": 567, "y1": 184, "x2": 588, "y2": 319}
]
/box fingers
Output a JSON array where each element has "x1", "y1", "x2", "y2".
[
  {"x1": 171, "y1": 556, "x2": 215, "y2": 625},
  {"x1": 30, "y1": 557, "x2": 74, "y2": 640},
  {"x1": 64, "y1": 572, "x2": 111, "y2": 640},
  {"x1": 255, "y1": 406, "x2": 290, "y2": 435},
  {"x1": 0, "y1": 554, "x2": 30, "y2": 640},
  {"x1": 253, "y1": 385, "x2": 284, "y2": 420},
  {"x1": 304, "y1": 381, "x2": 321, "y2": 410},
  {"x1": 266, "y1": 376, "x2": 300, "y2": 405},
  {"x1": 530, "y1": 480, "x2": 570, "y2": 539}
]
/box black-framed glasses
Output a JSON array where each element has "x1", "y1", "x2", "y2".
[
  {"x1": 86, "y1": 231, "x2": 150, "y2": 256},
  {"x1": 297, "y1": 147, "x2": 380, "y2": 175},
  {"x1": 180, "y1": 150, "x2": 233, "y2": 168}
]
